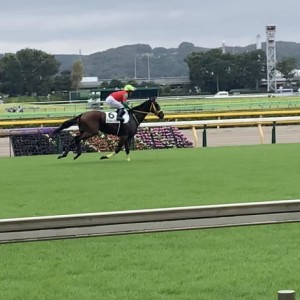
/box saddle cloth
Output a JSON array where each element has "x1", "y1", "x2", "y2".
[{"x1": 105, "y1": 111, "x2": 130, "y2": 124}]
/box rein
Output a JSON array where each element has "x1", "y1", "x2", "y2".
[
  {"x1": 131, "y1": 102, "x2": 162, "y2": 116},
  {"x1": 131, "y1": 111, "x2": 140, "y2": 125},
  {"x1": 130, "y1": 102, "x2": 162, "y2": 125}
]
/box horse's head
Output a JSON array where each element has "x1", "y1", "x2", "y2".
[{"x1": 149, "y1": 97, "x2": 164, "y2": 119}]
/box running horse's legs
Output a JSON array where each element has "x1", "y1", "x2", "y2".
[
  {"x1": 100, "y1": 135, "x2": 130, "y2": 161},
  {"x1": 57, "y1": 131, "x2": 96, "y2": 160},
  {"x1": 57, "y1": 139, "x2": 75, "y2": 159},
  {"x1": 73, "y1": 131, "x2": 97, "y2": 160},
  {"x1": 124, "y1": 139, "x2": 131, "y2": 162}
]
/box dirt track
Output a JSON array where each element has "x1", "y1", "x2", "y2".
[
  {"x1": 181, "y1": 125, "x2": 300, "y2": 147},
  {"x1": 0, "y1": 137, "x2": 12, "y2": 157}
]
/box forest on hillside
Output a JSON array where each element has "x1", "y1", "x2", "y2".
[{"x1": 54, "y1": 41, "x2": 300, "y2": 79}]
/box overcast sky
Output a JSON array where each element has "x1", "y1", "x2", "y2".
[{"x1": 1, "y1": 0, "x2": 299, "y2": 55}]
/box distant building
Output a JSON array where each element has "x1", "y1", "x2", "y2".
[
  {"x1": 260, "y1": 69, "x2": 300, "y2": 89},
  {"x1": 79, "y1": 77, "x2": 100, "y2": 89},
  {"x1": 78, "y1": 76, "x2": 190, "y2": 90}
]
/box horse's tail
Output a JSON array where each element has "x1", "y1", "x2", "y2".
[{"x1": 52, "y1": 114, "x2": 83, "y2": 136}]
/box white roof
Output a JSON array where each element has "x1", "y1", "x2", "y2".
[{"x1": 81, "y1": 77, "x2": 98, "y2": 82}]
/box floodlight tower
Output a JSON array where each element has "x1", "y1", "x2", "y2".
[
  {"x1": 222, "y1": 41, "x2": 226, "y2": 54},
  {"x1": 266, "y1": 25, "x2": 277, "y2": 92},
  {"x1": 256, "y1": 34, "x2": 261, "y2": 50}
]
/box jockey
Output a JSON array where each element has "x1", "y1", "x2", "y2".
[{"x1": 105, "y1": 84, "x2": 136, "y2": 122}]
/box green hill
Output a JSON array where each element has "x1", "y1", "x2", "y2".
[{"x1": 45, "y1": 41, "x2": 300, "y2": 78}]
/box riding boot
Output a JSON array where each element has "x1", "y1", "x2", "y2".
[{"x1": 116, "y1": 108, "x2": 125, "y2": 122}]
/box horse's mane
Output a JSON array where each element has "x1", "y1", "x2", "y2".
[{"x1": 131, "y1": 99, "x2": 151, "y2": 112}]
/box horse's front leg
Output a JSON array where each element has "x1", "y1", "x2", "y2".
[{"x1": 100, "y1": 136, "x2": 127, "y2": 160}]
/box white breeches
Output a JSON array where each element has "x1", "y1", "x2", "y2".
[{"x1": 105, "y1": 96, "x2": 124, "y2": 109}]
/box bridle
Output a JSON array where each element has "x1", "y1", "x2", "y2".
[
  {"x1": 131, "y1": 102, "x2": 162, "y2": 125},
  {"x1": 149, "y1": 102, "x2": 163, "y2": 116}
]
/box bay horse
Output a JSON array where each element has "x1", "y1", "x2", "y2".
[{"x1": 51, "y1": 97, "x2": 164, "y2": 161}]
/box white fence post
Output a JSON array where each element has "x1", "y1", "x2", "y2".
[{"x1": 278, "y1": 290, "x2": 296, "y2": 300}]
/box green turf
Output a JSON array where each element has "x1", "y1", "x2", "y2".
[
  {"x1": 0, "y1": 224, "x2": 299, "y2": 300},
  {"x1": 1, "y1": 96, "x2": 300, "y2": 118},
  {"x1": 0, "y1": 146, "x2": 299, "y2": 299},
  {"x1": 1, "y1": 145, "x2": 300, "y2": 218}
]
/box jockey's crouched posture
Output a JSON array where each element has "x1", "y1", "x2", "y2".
[{"x1": 105, "y1": 84, "x2": 136, "y2": 122}]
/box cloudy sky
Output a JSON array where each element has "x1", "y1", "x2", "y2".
[{"x1": 1, "y1": 0, "x2": 299, "y2": 55}]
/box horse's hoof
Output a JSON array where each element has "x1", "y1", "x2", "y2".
[
  {"x1": 100, "y1": 156, "x2": 107, "y2": 160},
  {"x1": 74, "y1": 153, "x2": 81, "y2": 160},
  {"x1": 57, "y1": 155, "x2": 64, "y2": 159}
]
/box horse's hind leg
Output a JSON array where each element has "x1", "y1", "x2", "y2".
[
  {"x1": 73, "y1": 135, "x2": 83, "y2": 160},
  {"x1": 73, "y1": 131, "x2": 96, "y2": 160},
  {"x1": 57, "y1": 141, "x2": 74, "y2": 159},
  {"x1": 57, "y1": 134, "x2": 80, "y2": 159}
]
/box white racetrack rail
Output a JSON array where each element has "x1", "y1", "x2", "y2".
[{"x1": 1, "y1": 199, "x2": 300, "y2": 244}]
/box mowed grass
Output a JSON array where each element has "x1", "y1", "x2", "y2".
[
  {"x1": 2, "y1": 145, "x2": 300, "y2": 218},
  {"x1": 0, "y1": 145, "x2": 300, "y2": 300}
]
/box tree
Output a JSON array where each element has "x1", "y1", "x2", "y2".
[
  {"x1": 100, "y1": 81, "x2": 110, "y2": 89},
  {"x1": 185, "y1": 49, "x2": 267, "y2": 93},
  {"x1": 185, "y1": 49, "x2": 233, "y2": 93},
  {"x1": 109, "y1": 79, "x2": 123, "y2": 89},
  {"x1": 201, "y1": 49, "x2": 233, "y2": 92},
  {"x1": 0, "y1": 53, "x2": 24, "y2": 96},
  {"x1": 184, "y1": 51, "x2": 207, "y2": 91},
  {"x1": 276, "y1": 57, "x2": 297, "y2": 86},
  {"x1": 70, "y1": 60, "x2": 83, "y2": 90},
  {"x1": 53, "y1": 70, "x2": 72, "y2": 92},
  {"x1": 16, "y1": 48, "x2": 60, "y2": 95},
  {"x1": 230, "y1": 50, "x2": 266, "y2": 89},
  {"x1": 247, "y1": 50, "x2": 267, "y2": 89}
]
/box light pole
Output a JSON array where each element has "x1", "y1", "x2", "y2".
[
  {"x1": 137, "y1": 53, "x2": 152, "y2": 80},
  {"x1": 211, "y1": 70, "x2": 219, "y2": 92},
  {"x1": 134, "y1": 55, "x2": 137, "y2": 79},
  {"x1": 147, "y1": 54, "x2": 151, "y2": 81}
]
